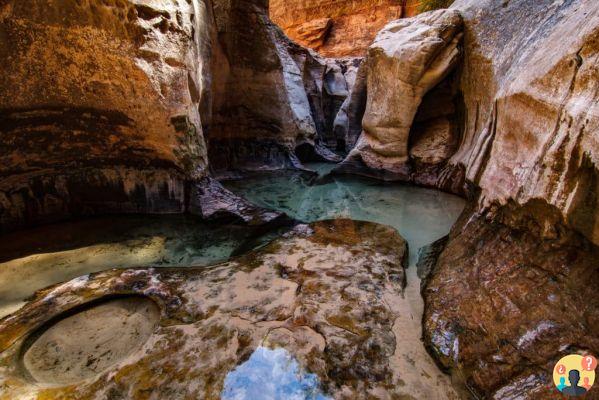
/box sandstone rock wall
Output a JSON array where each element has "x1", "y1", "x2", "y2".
[
  {"x1": 0, "y1": 0, "x2": 333, "y2": 230},
  {"x1": 0, "y1": 0, "x2": 211, "y2": 230},
  {"x1": 208, "y1": 0, "x2": 353, "y2": 173},
  {"x1": 420, "y1": 1, "x2": 599, "y2": 397},
  {"x1": 449, "y1": 0, "x2": 599, "y2": 246},
  {"x1": 270, "y1": 0, "x2": 404, "y2": 57},
  {"x1": 334, "y1": 10, "x2": 465, "y2": 192}
]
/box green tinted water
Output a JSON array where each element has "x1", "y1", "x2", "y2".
[{"x1": 223, "y1": 163, "x2": 465, "y2": 266}]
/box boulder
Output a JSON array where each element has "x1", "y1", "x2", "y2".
[{"x1": 423, "y1": 210, "x2": 599, "y2": 399}]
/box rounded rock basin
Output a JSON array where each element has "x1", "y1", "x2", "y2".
[{"x1": 22, "y1": 297, "x2": 160, "y2": 385}]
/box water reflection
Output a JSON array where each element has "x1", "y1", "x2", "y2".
[
  {"x1": 222, "y1": 347, "x2": 331, "y2": 400},
  {"x1": 223, "y1": 163, "x2": 466, "y2": 399},
  {"x1": 0, "y1": 216, "x2": 285, "y2": 318},
  {"x1": 223, "y1": 163, "x2": 465, "y2": 265}
]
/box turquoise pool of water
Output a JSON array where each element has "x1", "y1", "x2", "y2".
[{"x1": 223, "y1": 163, "x2": 465, "y2": 266}]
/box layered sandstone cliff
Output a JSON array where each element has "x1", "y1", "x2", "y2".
[
  {"x1": 335, "y1": 10, "x2": 464, "y2": 187},
  {"x1": 0, "y1": 0, "x2": 211, "y2": 230},
  {"x1": 269, "y1": 0, "x2": 406, "y2": 57},
  {"x1": 0, "y1": 0, "x2": 341, "y2": 231},
  {"x1": 417, "y1": 1, "x2": 599, "y2": 398}
]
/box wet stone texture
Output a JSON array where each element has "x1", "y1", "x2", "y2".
[
  {"x1": 423, "y1": 213, "x2": 599, "y2": 400},
  {"x1": 0, "y1": 219, "x2": 413, "y2": 400}
]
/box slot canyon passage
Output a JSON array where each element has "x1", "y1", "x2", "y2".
[{"x1": 0, "y1": 0, "x2": 598, "y2": 399}]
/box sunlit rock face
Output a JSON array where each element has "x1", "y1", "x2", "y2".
[
  {"x1": 0, "y1": 220, "x2": 416, "y2": 399},
  {"x1": 269, "y1": 0, "x2": 405, "y2": 57},
  {"x1": 449, "y1": 0, "x2": 599, "y2": 246},
  {"x1": 0, "y1": 0, "x2": 210, "y2": 230},
  {"x1": 335, "y1": 10, "x2": 464, "y2": 188}
]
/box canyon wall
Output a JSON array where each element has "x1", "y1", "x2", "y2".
[
  {"x1": 269, "y1": 0, "x2": 407, "y2": 57},
  {"x1": 207, "y1": 0, "x2": 349, "y2": 174},
  {"x1": 0, "y1": 0, "x2": 211, "y2": 230},
  {"x1": 335, "y1": 9, "x2": 465, "y2": 194},
  {"x1": 419, "y1": 1, "x2": 599, "y2": 398},
  {"x1": 0, "y1": 0, "x2": 338, "y2": 230},
  {"x1": 450, "y1": 0, "x2": 599, "y2": 247}
]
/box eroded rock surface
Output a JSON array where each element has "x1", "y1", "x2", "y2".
[
  {"x1": 0, "y1": 0, "x2": 210, "y2": 230},
  {"x1": 270, "y1": 0, "x2": 404, "y2": 57},
  {"x1": 336, "y1": 10, "x2": 464, "y2": 183},
  {"x1": 0, "y1": 220, "x2": 420, "y2": 399},
  {"x1": 423, "y1": 211, "x2": 599, "y2": 399},
  {"x1": 448, "y1": 0, "x2": 599, "y2": 246}
]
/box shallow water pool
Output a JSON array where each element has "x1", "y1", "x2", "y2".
[{"x1": 223, "y1": 163, "x2": 466, "y2": 399}]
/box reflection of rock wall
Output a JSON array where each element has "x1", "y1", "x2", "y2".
[{"x1": 270, "y1": 0, "x2": 403, "y2": 57}]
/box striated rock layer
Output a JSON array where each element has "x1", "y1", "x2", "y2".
[
  {"x1": 0, "y1": 219, "x2": 430, "y2": 400},
  {"x1": 207, "y1": 0, "x2": 350, "y2": 173},
  {"x1": 0, "y1": 0, "x2": 228, "y2": 231},
  {"x1": 449, "y1": 0, "x2": 599, "y2": 246},
  {"x1": 0, "y1": 0, "x2": 344, "y2": 231},
  {"x1": 418, "y1": 1, "x2": 599, "y2": 397},
  {"x1": 270, "y1": 0, "x2": 405, "y2": 57}
]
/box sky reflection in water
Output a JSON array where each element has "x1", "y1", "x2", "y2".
[{"x1": 222, "y1": 346, "x2": 331, "y2": 400}]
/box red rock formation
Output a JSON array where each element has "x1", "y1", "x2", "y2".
[{"x1": 269, "y1": 0, "x2": 405, "y2": 57}]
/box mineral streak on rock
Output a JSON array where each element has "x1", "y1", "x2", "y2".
[
  {"x1": 449, "y1": 0, "x2": 599, "y2": 247},
  {"x1": 0, "y1": 220, "x2": 413, "y2": 400}
]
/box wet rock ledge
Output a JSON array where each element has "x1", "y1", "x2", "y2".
[{"x1": 0, "y1": 219, "x2": 409, "y2": 400}]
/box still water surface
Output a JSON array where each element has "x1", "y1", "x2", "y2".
[{"x1": 0, "y1": 163, "x2": 465, "y2": 399}]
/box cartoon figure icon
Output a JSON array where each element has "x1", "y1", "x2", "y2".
[
  {"x1": 563, "y1": 370, "x2": 587, "y2": 396},
  {"x1": 557, "y1": 377, "x2": 567, "y2": 392},
  {"x1": 582, "y1": 377, "x2": 592, "y2": 391},
  {"x1": 553, "y1": 354, "x2": 596, "y2": 397}
]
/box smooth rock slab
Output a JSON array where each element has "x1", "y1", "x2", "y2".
[{"x1": 0, "y1": 219, "x2": 412, "y2": 399}]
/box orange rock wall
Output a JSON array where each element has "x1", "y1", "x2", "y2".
[{"x1": 270, "y1": 0, "x2": 412, "y2": 57}]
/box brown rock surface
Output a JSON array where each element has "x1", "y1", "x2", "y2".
[
  {"x1": 0, "y1": 219, "x2": 428, "y2": 400},
  {"x1": 0, "y1": 0, "x2": 210, "y2": 230},
  {"x1": 423, "y1": 209, "x2": 599, "y2": 399},
  {"x1": 270, "y1": 0, "x2": 404, "y2": 57}
]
